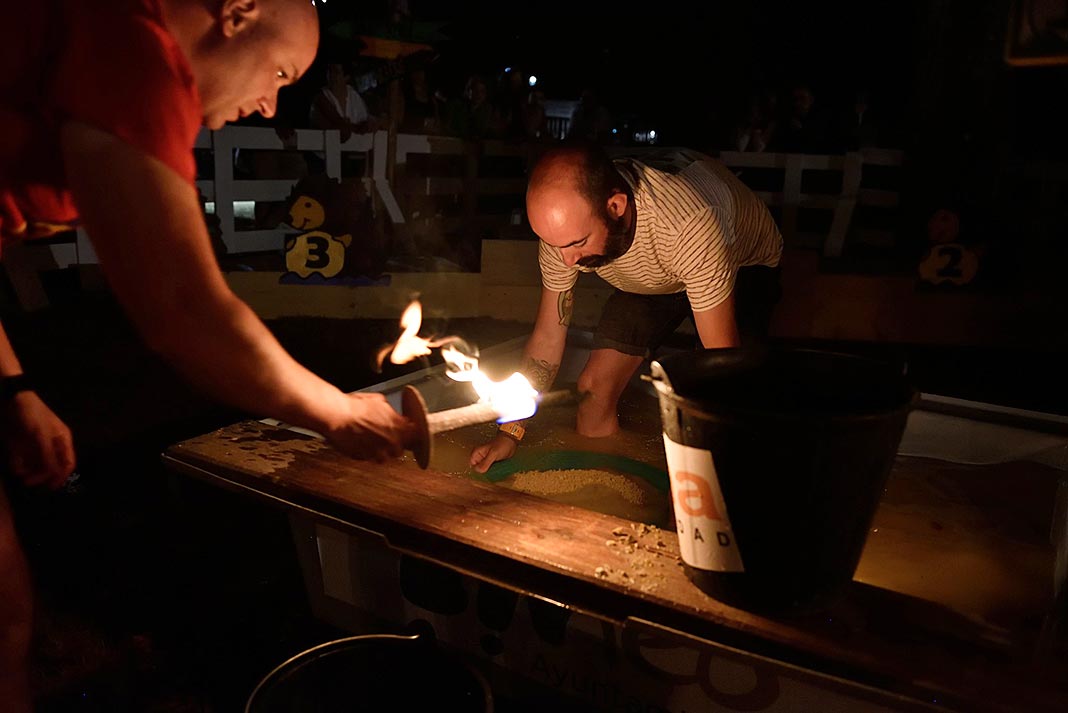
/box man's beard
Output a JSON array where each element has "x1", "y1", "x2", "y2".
[{"x1": 577, "y1": 211, "x2": 632, "y2": 270}]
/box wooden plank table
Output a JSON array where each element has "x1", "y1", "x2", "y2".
[{"x1": 163, "y1": 419, "x2": 1068, "y2": 713}]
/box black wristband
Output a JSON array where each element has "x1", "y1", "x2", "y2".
[{"x1": 0, "y1": 374, "x2": 34, "y2": 401}]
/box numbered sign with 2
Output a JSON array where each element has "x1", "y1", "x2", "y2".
[{"x1": 918, "y1": 242, "x2": 979, "y2": 286}]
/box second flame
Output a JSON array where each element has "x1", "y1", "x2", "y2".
[
  {"x1": 441, "y1": 346, "x2": 537, "y2": 423},
  {"x1": 382, "y1": 300, "x2": 538, "y2": 423}
]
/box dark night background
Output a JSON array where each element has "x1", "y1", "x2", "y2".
[
  {"x1": 230, "y1": 0, "x2": 1068, "y2": 333},
  {"x1": 280, "y1": 0, "x2": 1068, "y2": 265},
  {"x1": 306, "y1": 0, "x2": 1068, "y2": 160},
  {"x1": 11, "y1": 1, "x2": 1068, "y2": 711}
]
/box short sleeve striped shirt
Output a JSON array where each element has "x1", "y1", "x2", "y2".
[{"x1": 538, "y1": 155, "x2": 783, "y2": 312}]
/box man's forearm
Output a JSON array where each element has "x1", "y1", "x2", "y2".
[
  {"x1": 519, "y1": 355, "x2": 559, "y2": 392},
  {"x1": 62, "y1": 122, "x2": 351, "y2": 436},
  {"x1": 147, "y1": 287, "x2": 349, "y2": 435},
  {"x1": 0, "y1": 322, "x2": 25, "y2": 378},
  {"x1": 521, "y1": 285, "x2": 571, "y2": 391}
]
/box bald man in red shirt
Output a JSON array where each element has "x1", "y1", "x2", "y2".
[{"x1": 0, "y1": 1, "x2": 412, "y2": 708}]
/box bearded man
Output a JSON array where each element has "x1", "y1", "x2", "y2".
[{"x1": 470, "y1": 143, "x2": 783, "y2": 473}]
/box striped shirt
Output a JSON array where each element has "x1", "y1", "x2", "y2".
[{"x1": 538, "y1": 155, "x2": 782, "y2": 312}]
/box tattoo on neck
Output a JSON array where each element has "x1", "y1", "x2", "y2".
[{"x1": 521, "y1": 357, "x2": 559, "y2": 392}]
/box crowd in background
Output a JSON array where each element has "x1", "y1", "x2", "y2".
[
  {"x1": 730, "y1": 82, "x2": 889, "y2": 154},
  {"x1": 219, "y1": 0, "x2": 904, "y2": 273},
  {"x1": 263, "y1": 56, "x2": 556, "y2": 143},
  {"x1": 253, "y1": 50, "x2": 898, "y2": 155}
]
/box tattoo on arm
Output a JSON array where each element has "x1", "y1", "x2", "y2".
[
  {"x1": 556, "y1": 289, "x2": 574, "y2": 327},
  {"x1": 521, "y1": 357, "x2": 559, "y2": 392}
]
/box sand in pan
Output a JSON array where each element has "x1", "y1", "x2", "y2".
[
  {"x1": 414, "y1": 384, "x2": 671, "y2": 525},
  {"x1": 497, "y1": 467, "x2": 670, "y2": 527}
]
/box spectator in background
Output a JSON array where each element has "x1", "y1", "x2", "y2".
[
  {"x1": 388, "y1": 0, "x2": 411, "y2": 23},
  {"x1": 833, "y1": 88, "x2": 881, "y2": 152},
  {"x1": 734, "y1": 90, "x2": 777, "y2": 152},
  {"x1": 401, "y1": 66, "x2": 443, "y2": 134},
  {"x1": 447, "y1": 75, "x2": 497, "y2": 139},
  {"x1": 524, "y1": 89, "x2": 549, "y2": 140},
  {"x1": 310, "y1": 62, "x2": 376, "y2": 142},
  {"x1": 351, "y1": 56, "x2": 380, "y2": 96},
  {"x1": 774, "y1": 82, "x2": 829, "y2": 153},
  {"x1": 568, "y1": 88, "x2": 613, "y2": 143},
  {"x1": 496, "y1": 68, "x2": 530, "y2": 140}
]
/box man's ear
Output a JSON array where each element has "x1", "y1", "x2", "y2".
[
  {"x1": 219, "y1": 0, "x2": 260, "y2": 38},
  {"x1": 606, "y1": 191, "x2": 628, "y2": 219}
]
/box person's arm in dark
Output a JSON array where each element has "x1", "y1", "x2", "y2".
[
  {"x1": 0, "y1": 323, "x2": 74, "y2": 489},
  {"x1": 61, "y1": 121, "x2": 410, "y2": 460}
]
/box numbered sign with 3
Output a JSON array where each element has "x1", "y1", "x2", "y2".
[{"x1": 285, "y1": 231, "x2": 352, "y2": 279}]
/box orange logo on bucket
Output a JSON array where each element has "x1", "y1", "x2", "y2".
[
  {"x1": 674, "y1": 471, "x2": 724, "y2": 520},
  {"x1": 663, "y1": 435, "x2": 745, "y2": 573}
]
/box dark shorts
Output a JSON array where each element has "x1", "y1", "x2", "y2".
[{"x1": 593, "y1": 265, "x2": 783, "y2": 357}]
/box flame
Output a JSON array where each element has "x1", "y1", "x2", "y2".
[
  {"x1": 390, "y1": 301, "x2": 432, "y2": 364},
  {"x1": 442, "y1": 346, "x2": 538, "y2": 423},
  {"x1": 376, "y1": 300, "x2": 458, "y2": 369},
  {"x1": 380, "y1": 299, "x2": 539, "y2": 422}
]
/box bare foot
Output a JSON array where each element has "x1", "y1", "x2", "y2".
[{"x1": 576, "y1": 413, "x2": 620, "y2": 438}]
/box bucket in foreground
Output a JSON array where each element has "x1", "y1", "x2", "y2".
[
  {"x1": 650, "y1": 346, "x2": 915, "y2": 614},
  {"x1": 245, "y1": 633, "x2": 493, "y2": 713}
]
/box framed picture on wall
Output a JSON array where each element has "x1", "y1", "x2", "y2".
[{"x1": 1006, "y1": 0, "x2": 1068, "y2": 65}]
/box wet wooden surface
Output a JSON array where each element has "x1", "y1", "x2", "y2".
[{"x1": 163, "y1": 419, "x2": 1068, "y2": 713}]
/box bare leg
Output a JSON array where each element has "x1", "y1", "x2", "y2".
[
  {"x1": 0, "y1": 484, "x2": 33, "y2": 713},
  {"x1": 576, "y1": 348, "x2": 645, "y2": 437}
]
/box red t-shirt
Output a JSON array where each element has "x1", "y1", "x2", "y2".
[{"x1": 0, "y1": 0, "x2": 203, "y2": 246}]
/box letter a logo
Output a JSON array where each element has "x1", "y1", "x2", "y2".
[
  {"x1": 663, "y1": 436, "x2": 745, "y2": 572},
  {"x1": 675, "y1": 471, "x2": 723, "y2": 520}
]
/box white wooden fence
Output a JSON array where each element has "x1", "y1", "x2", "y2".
[
  {"x1": 188, "y1": 127, "x2": 904, "y2": 260},
  {"x1": 718, "y1": 148, "x2": 905, "y2": 257},
  {"x1": 195, "y1": 126, "x2": 393, "y2": 254},
  {"x1": 33, "y1": 127, "x2": 904, "y2": 274}
]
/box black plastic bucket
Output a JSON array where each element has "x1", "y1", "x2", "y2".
[
  {"x1": 245, "y1": 633, "x2": 493, "y2": 713},
  {"x1": 650, "y1": 346, "x2": 915, "y2": 614}
]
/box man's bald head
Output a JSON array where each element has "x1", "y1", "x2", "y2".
[
  {"x1": 527, "y1": 143, "x2": 635, "y2": 269},
  {"x1": 528, "y1": 143, "x2": 630, "y2": 214},
  {"x1": 249, "y1": 0, "x2": 319, "y2": 42},
  {"x1": 166, "y1": 0, "x2": 319, "y2": 128},
  {"x1": 528, "y1": 147, "x2": 584, "y2": 197}
]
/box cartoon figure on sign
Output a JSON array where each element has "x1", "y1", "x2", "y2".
[
  {"x1": 284, "y1": 196, "x2": 351, "y2": 279},
  {"x1": 918, "y1": 208, "x2": 980, "y2": 286},
  {"x1": 288, "y1": 193, "x2": 326, "y2": 232},
  {"x1": 278, "y1": 174, "x2": 388, "y2": 284}
]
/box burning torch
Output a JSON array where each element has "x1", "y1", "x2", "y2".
[
  {"x1": 401, "y1": 381, "x2": 579, "y2": 469},
  {"x1": 380, "y1": 300, "x2": 577, "y2": 468}
]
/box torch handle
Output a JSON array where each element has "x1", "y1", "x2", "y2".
[
  {"x1": 425, "y1": 389, "x2": 582, "y2": 433},
  {"x1": 402, "y1": 387, "x2": 503, "y2": 469},
  {"x1": 401, "y1": 385, "x2": 584, "y2": 470},
  {"x1": 425, "y1": 402, "x2": 501, "y2": 434},
  {"x1": 402, "y1": 385, "x2": 432, "y2": 469}
]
